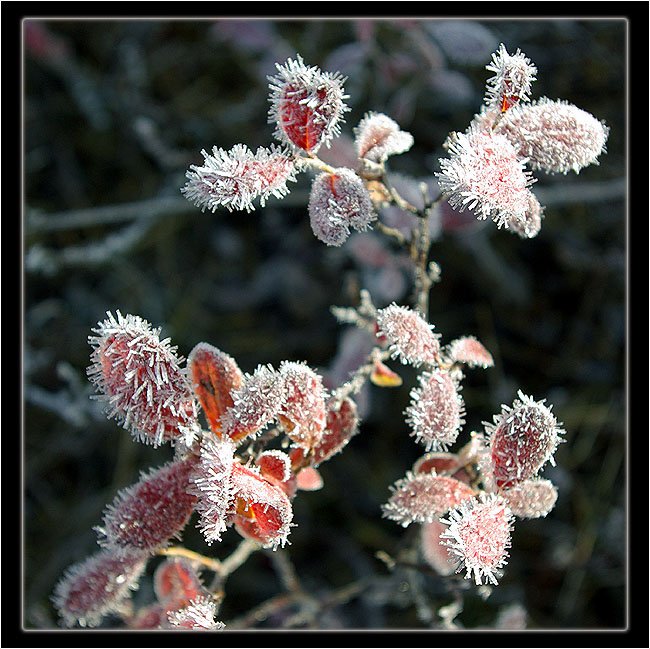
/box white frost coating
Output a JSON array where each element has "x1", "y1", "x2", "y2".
[
  {"x1": 484, "y1": 43, "x2": 537, "y2": 110},
  {"x1": 189, "y1": 436, "x2": 237, "y2": 545},
  {"x1": 376, "y1": 303, "x2": 441, "y2": 367},
  {"x1": 308, "y1": 168, "x2": 376, "y2": 246},
  {"x1": 167, "y1": 596, "x2": 225, "y2": 630},
  {"x1": 354, "y1": 111, "x2": 414, "y2": 163},
  {"x1": 87, "y1": 310, "x2": 199, "y2": 448},
  {"x1": 405, "y1": 370, "x2": 466, "y2": 452},
  {"x1": 436, "y1": 127, "x2": 535, "y2": 230},
  {"x1": 182, "y1": 143, "x2": 297, "y2": 213},
  {"x1": 440, "y1": 493, "x2": 514, "y2": 586},
  {"x1": 220, "y1": 364, "x2": 287, "y2": 439},
  {"x1": 496, "y1": 97, "x2": 609, "y2": 175},
  {"x1": 267, "y1": 53, "x2": 349, "y2": 153}
]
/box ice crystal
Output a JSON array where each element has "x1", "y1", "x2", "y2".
[
  {"x1": 181, "y1": 143, "x2": 297, "y2": 213},
  {"x1": 440, "y1": 493, "x2": 514, "y2": 586},
  {"x1": 376, "y1": 304, "x2": 441, "y2": 368},
  {"x1": 485, "y1": 391, "x2": 564, "y2": 489},
  {"x1": 189, "y1": 435, "x2": 237, "y2": 545},
  {"x1": 277, "y1": 361, "x2": 328, "y2": 450},
  {"x1": 353, "y1": 111, "x2": 414, "y2": 163},
  {"x1": 221, "y1": 364, "x2": 286, "y2": 442},
  {"x1": 502, "y1": 478, "x2": 558, "y2": 519},
  {"x1": 166, "y1": 596, "x2": 225, "y2": 631},
  {"x1": 268, "y1": 54, "x2": 349, "y2": 153},
  {"x1": 445, "y1": 335, "x2": 494, "y2": 368},
  {"x1": 52, "y1": 549, "x2": 147, "y2": 628},
  {"x1": 97, "y1": 457, "x2": 198, "y2": 555},
  {"x1": 308, "y1": 167, "x2": 376, "y2": 246},
  {"x1": 496, "y1": 97, "x2": 609, "y2": 174},
  {"x1": 87, "y1": 311, "x2": 199, "y2": 448},
  {"x1": 188, "y1": 342, "x2": 243, "y2": 437},
  {"x1": 484, "y1": 43, "x2": 537, "y2": 113},
  {"x1": 382, "y1": 471, "x2": 475, "y2": 526},
  {"x1": 405, "y1": 370, "x2": 466, "y2": 452},
  {"x1": 436, "y1": 127, "x2": 535, "y2": 229}
]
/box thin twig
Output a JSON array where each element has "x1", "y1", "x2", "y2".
[
  {"x1": 157, "y1": 546, "x2": 223, "y2": 574},
  {"x1": 26, "y1": 196, "x2": 190, "y2": 233}
]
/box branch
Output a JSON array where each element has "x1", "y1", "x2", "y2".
[{"x1": 26, "y1": 196, "x2": 190, "y2": 233}]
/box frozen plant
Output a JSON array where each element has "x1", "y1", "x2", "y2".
[{"x1": 53, "y1": 41, "x2": 607, "y2": 629}]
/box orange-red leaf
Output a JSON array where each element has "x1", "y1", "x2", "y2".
[
  {"x1": 370, "y1": 360, "x2": 403, "y2": 387},
  {"x1": 188, "y1": 343, "x2": 243, "y2": 437}
]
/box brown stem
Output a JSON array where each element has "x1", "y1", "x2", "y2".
[
  {"x1": 374, "y1": 220, "x2": 407, "y2": 246},
  {"x1": 411, "y1": 210, "x2": 433, "y2": 318}
]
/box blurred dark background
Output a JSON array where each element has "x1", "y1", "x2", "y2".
[{"x1": 22, "y1": 17, "x2": 626, "y2": 631}]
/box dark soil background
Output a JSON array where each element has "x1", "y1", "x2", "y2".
[{"x1": 20, "y1": 14, "x2": 630, "y2": 634}]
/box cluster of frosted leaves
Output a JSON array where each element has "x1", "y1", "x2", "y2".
[
  {"x1": 440, "y1": 493, "x2": 514, "y2": 586},
  {"x1": 353, "y1": 111, "x2": 414, "y2": 163},
  {"x1": 166, "y1": 596, "x2": 225, "y2": 631},
  {"x1": 277, "y1": 361, "x2": 328, "y2": 450},
  {"x1": 437, "y1": 43, "x2": 607, "y2": 238},
  {"x1": 501, "y1": 478, "x2": 558, "y2": 519},
  {"x1": 405, "y1": 369, "x2": 466, "y2": 452},
  {"x1": 268, "y1": 54, "x2": 349, "y2": 153},
  {"x1": 495, "y1": 97, "x2": 610, "y2": 175},
  {"x1": 308, "y1": 167, "x2": 376, "y2": 246},
  {"x1": 52, "y1": 549, "x2": 147, "y2": 628},
  {"x1": 181, "y1": 143, "x2": 298, "y2": 214},
  {"x1": 444, "y1": 335, "x2": 494, "y2": 369},
  {"x1": 484, "y1": 43, "x2": 537, "y2": 112},
  {"x1": 436, "y1": 126, "x2": 535, "y2": 230},
  {"x1": 376, "y1": 304, "x2": 441, "y2": 368},
  {"x1": 87, "y1": 311, "x2": 199, "y2": 448},
  {"x1": 484, "y1": 391, "x2": 564, "y2": 489},
  {"x1": 189, "y1": 435, "x2": 294, "y2": 549},
  {"x1": 188, "y1": 342, "x2": 244, "y2": 437},
  {"x1": 96, "y1": 456, "x2": 198, "y2": 555},
  {"x1": 382, "y1": 471, "x2": 476, "y2": 527}
]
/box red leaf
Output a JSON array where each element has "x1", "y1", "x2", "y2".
[{"x1": 188, "y1": 343, "x2": 243, "y2": 437}]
